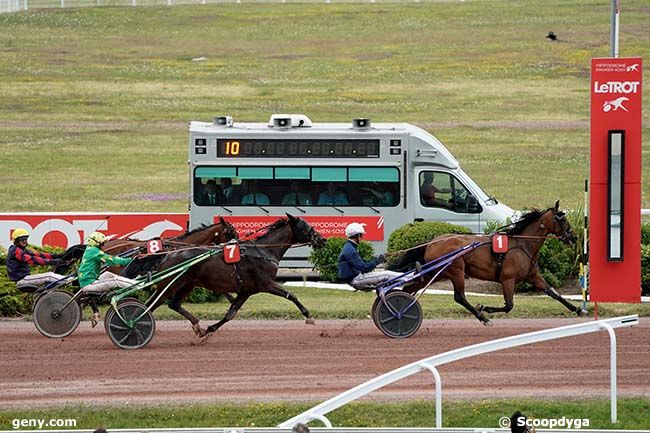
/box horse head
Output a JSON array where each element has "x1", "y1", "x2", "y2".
[
  {"x1": 216, "y1": 216, "x2": 239, "y2": 244},
  {"x1": 547, "y1": 200, "x2": 577, "y2": 244},
  {"x1": 286, "y1": 213, "x2": 326, "y2": 249}
]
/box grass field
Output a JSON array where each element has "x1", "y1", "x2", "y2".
[
  {"x1": 0, "y1": 1, "x2": 649, "y2": 212},
  {"x1": 1, "y1": 399, "x2": 650, "y2": 429}
]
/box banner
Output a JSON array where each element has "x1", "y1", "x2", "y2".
[
  {"x1": 589, "y1": 57, "x2": 642, "y2": 303},
  {"x1": 221, "y1": 215, "x2": 385, "y2": 241},
  {"x1": 0, "y1": 213, "x2": 189, "y2": 250}
]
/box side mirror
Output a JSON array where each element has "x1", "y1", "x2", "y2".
[{"x1": 467, "y1": 195, "x2": 481, "y2": 213}]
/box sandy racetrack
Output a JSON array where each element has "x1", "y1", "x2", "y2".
[{"x1": 1, "y1": 318, "x2": 649, "y2": 408}]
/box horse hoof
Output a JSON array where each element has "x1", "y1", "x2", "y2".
[
  {"x1": 482, "y1": 320, "x2": 493, "y2": 327},
  {"x1": 577, "y1": 307, "x2": 589, "y2": 317},
  {"x1": 195, "y1": 334, "x2": 210, "y2": 346},
  {"x1": 305, "y1": 318, "x2": 315, "y2": 325},
  {"x1": 192, "y1": 323, "x2": 204, "y2": 337}
]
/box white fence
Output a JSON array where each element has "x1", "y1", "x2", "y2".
[{"x1": 279, "y1": 315, "x2": 640, "y2": 429}]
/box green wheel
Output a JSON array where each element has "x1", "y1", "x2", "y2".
[
  {"x1": 32, "y1": 290, "x2": 81, "y2": 338},
  {"x1": 105, "y1": 300, "x2": 155, "y2": 350},
  {"x1": 372, "y1": 291, "x2": 423, "y2": 339}
]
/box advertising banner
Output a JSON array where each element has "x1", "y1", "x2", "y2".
[
  {"x1": 221, "y1": 215, "x2": 385, "y2": 241},
  {"x1": 0, "y1": 213, "x2": 189, "y2": 250},
  {"x1": 589, "y1": 57, "x2": 642, "y2": 303}
]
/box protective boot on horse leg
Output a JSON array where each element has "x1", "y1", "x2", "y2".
[{"x1": 528, "y1": 274, "x2": 588, "y2": 316}]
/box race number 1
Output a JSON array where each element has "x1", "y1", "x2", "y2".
[
  {"x1": 147, "y1": 239, "x2": 164, "y2": 255},
  {"x1": 492, "y1": 234, "x2": 509, "y2": 253},
  {"x1": 224, "y1": 242, "x2": 241, "y2": 264}
]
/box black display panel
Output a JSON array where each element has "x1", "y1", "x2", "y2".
[{"x1": 216, "y1": 139, "x2": 380, "y2": 158}]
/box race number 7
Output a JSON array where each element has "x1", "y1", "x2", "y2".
[{"x1": 224, "y1": 242, "x2": 241, "y2": 264}]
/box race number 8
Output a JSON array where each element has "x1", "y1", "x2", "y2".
[{"x1": 147, "y1": 239, "x2": 163, "y2": 254}]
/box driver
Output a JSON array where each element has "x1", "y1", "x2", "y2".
[
  {"x1": 338, "y1": 223, "x2": 418, "y2": 290},
  {"x1": 78, "y1": 232, "x2": 137, "y2": 326},
  {"x1": 6, "y1": 228, "x2": 65, "y2": 290}
]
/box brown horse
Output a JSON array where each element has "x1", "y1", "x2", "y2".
[
  {"x1": 103, "y1": 216, "x2": 238, "y2": 256},
  {"x1": 122, "y1": 214, "x2": 326, "y2": 340},
  {"x1": 393, "y1": 201, "x2": 586, "y2": 325}
]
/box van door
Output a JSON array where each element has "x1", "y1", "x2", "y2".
[{"x1": 414, "y1": 169, "x2": 482, "y2": 232}]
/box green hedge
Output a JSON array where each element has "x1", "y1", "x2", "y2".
[
  {"x1": 0, "y1": 251, "x2": 31, "y2": 316},
  {"x1": 309, "y1": 237, "x2": 374, "y2": 283}
]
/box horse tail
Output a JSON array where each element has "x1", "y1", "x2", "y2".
[
  {"x1": 121, "y1": 254, "x2": 164, "y2": 279},
  {"x1": 388, "y1": 244, "x2": 426, "y2": 272},
  {"x1": 54, "y1": 244, "x2": 87, "y2": 274}
]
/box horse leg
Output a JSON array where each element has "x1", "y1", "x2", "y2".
[
  {"x1": 448, "y1": 263, "x2": 491, "y2": 326},
  {"x1": 167, "y1": 285, "x2": 205, "y2": 337},
  {"x1": 528, "y1": 273, "x2": 588, "y2": 316},
  {"x1": 478, "y1": 278, "x2": 515, "y2": 314},
  {"x1": 263, "y1": 282, "x2": 314, "y2": 324},
  {"x1": 200, "y1": 293, "x2": 250, "y2": 340}
]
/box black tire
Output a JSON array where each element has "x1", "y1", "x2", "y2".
[
  {"x1": 105, "y1": 300, "x2": 155, "y2": 350},
  {"x1": 371, "y1": 291, "x2": 423, "y2": 339},
  {"x1": 103, "y1": 297, "x2": 142, "y2": 335},
  {"x1": 32, "y1": 290, "x2": 81, "y2": 338}
]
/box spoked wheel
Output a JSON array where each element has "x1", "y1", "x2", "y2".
[
  {"x1": 104, "y1": 300, "x2": 155, "y2": 350},
  {"x1": 103, "y1": 297, "x2": 142, "y2": 335},
  {"x1": 32, "y1": 290, "x2": 81, "y2": 338},
  {"x1": 371, "y1": 291, "x2": 423, "y2": 339}
]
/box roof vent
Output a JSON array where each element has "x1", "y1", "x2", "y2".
[
  {"x1": 268, "y1": 114, "x2": 313, "y2": 128},
  {"x1": 213, "y1": 116, "x2": 234, "y2": 127},
  {"x1": 352, "y1": 118, "x2": 371, "y2": 130}
]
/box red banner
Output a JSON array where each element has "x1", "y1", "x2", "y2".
[
  {"x1": 590, "y1": 57, "x2": 642, "y2": 303},
  {"x1": 0, "y1": 213, "x2": 188, "y2": 250},
  {"x1": 221, "y1": 216, "x2": 385, "y2": 241}
]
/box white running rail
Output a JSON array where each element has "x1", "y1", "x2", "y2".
[{"x1": 279, "y1": 315, "x2": 640, "y2": 429}]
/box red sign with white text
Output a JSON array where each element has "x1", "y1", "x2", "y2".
[
  {"x1": 221, "y1": 216, "x2": 385, "y2": 241},
  {"x1": 0, "y1": 213, "x2": 188, "y2": 250},
  {"x1": 590, "y1": 57, "x2": 642, "y2": 303}
]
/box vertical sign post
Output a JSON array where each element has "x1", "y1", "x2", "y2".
[{"x1": 590, "y1": 57, "x2": 642, "y2": 303}]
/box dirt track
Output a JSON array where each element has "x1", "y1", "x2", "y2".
[{"x1": 1, "y1": 318, "x2": 649, "y2": 408}]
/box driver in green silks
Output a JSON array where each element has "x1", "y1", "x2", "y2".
[{"x1": 78, "y1": 231, "x2": 137, "y2": 327}]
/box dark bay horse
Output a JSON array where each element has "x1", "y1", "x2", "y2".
[
  {"x1": 103, "y1": 216, "x2": 238, "y2": 256},
  {"x1": 393, "y1": 201, "x2": 586, "y2": 325},
  {"x1": 53, "y1": 217, "x2": 238, "y2": 275},
  {"x1": 123, "y1": 214, "x2": 326, "y2": 340}
]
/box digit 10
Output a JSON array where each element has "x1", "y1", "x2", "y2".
[{"x1": 226, "y1": 141, "x2": 240, "y2": 155}]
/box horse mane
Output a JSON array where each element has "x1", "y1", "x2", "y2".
[
  {"x1": 505, "y1": 208, "x2": 547, "y2": 235},
  {"x1": 253, "y1": 218, "x2": 289, "y2": 241},
  {"x1": 176, "y1": 223, "x2": 213, "y2": 240}
]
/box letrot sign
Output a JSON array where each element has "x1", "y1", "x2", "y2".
[{"x1": 589, "y1": 57, "x2": 642, "y2": 303}]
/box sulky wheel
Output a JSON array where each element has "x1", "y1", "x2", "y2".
[
  {"x1": 103, "y1": 297, "x2": 141, "y2": 335},
  {"x1": 104, "y1": 300, "x2": 155, "y2": 350},
  {"x1": 32, "y1": 290, "x2": 81, "y2": 338},
  {"x1": 372, "y1": 291, "x2": 423, "y2": 339}
]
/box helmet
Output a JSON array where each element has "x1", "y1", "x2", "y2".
[
  {"x1": 345, "y1": 222, "x2": 366, "y2": 238},
  {"x1": 11, "y1": 228, "x2": 30, "y2": 241},
  {"x1": 86, "y1": 231, "x2": 107, "y2": 247}
]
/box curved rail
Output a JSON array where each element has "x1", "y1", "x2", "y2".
[{"x1": 278, "y1": 315, "x2": 639, "y2": 428}]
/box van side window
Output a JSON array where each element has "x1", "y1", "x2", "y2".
[{"x1": 419, "y1": 171, "x2": 480, "y2": 213}]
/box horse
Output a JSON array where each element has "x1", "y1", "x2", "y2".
[
  {"x1": 102, "y1": 216, "x2": 238, "y2": 255},
  {"x1": 391, "y1": 201, "x2": 586, "y2": 325},
  {"x1": 122, "y1": 214, "x2": 326, "y2": 341},
  {"x1": 53, "y1": 217, "x2": 238, "y2": 275}
]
